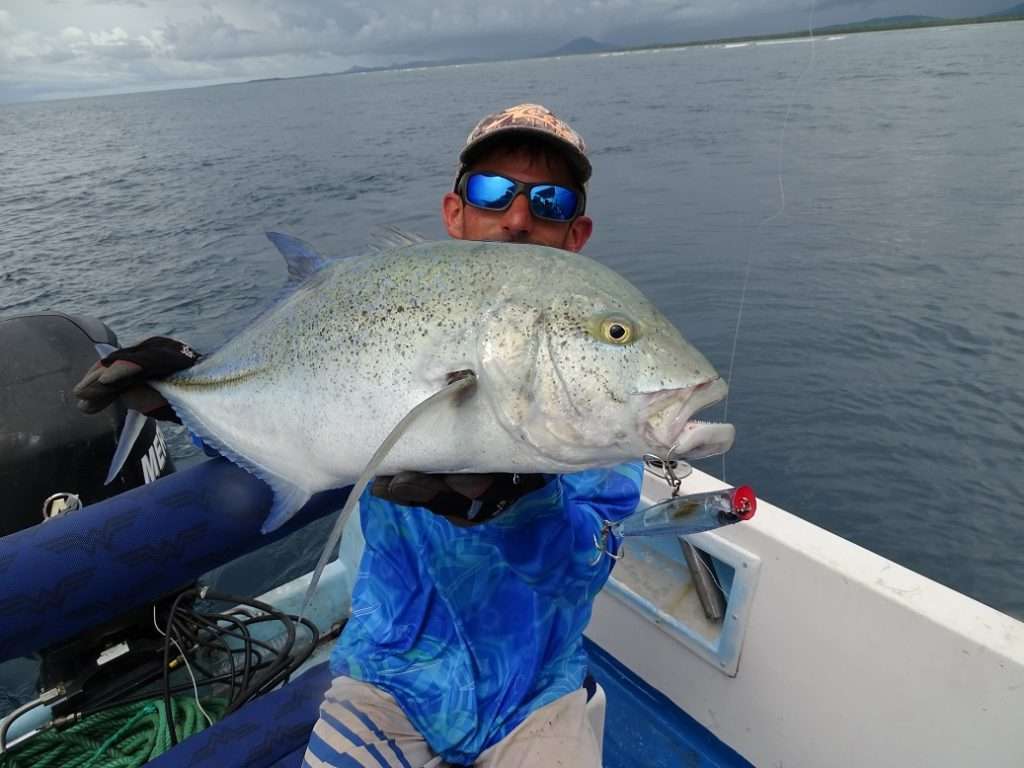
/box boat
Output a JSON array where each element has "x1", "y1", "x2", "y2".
[{"x1": 1, "y1": 311, "x2": 1022, "y2": 767}]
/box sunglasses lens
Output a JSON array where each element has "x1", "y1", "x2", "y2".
[
  {"x1": 528, "y1": 185, "x2": 579, "y2": 222},
  {"x1": 463, "y1": 173, "x2": 580, "y2": 221},
  {"x1": 464, "y1": 173, "x2": 517, "y2": 210}
]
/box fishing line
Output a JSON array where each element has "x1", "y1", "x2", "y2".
[
  {"x1": 721, "y1": 0, "x2": 819, "y2": 482},
  {"x1": 298, "y1": 371, "x2": 479, "y2": 621}
]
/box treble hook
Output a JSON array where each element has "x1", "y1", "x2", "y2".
[{"x1": 590, "y1": 520, "x2": 625, "y2": 566}]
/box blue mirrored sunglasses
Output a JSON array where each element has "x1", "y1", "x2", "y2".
[{"x1": 459, "y1": 172, "x2": 584, "y2": 223}]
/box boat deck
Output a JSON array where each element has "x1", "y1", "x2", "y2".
[{"x1": 142, "y1": 640, "x2": 751, "y2": 768}]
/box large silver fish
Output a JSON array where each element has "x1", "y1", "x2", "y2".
[{"x1": 144, "y1": 233, "x2": 735, "y2": 532}]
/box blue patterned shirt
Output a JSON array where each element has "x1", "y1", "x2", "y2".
[{"x1": 329, "y1": 462, "x2": 643, "y2": 764}]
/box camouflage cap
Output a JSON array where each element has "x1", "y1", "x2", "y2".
[{"x1": 457, "y1": 103, "x2": 591, "y2": 185}]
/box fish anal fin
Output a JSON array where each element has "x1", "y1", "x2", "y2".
[
  {"x1": 260, "y1": 482, "x2": 313, "y2": 534},
  {"x1": 161, "y1": 387, "x2": 312, "y2": 532}
]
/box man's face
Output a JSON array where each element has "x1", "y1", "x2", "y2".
[{"x1": 442, "y1": 147, "x2": 593, "y2": 252}]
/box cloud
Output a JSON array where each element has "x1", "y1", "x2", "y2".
[
  {"x1": 160, "y1": 11, "x2": 340, "y2": 62},
  {"x1": 0, "y1": 0, "x2": 1012, "y2": 102},
  {"x1": 7, "y1": 0, "x2": 760, "y2": 72},
  {"x1": 1, "y1": 21, "x2": 155, "y2": 73},
  {"x1": 811, "y1": 0, "x2": 887, "y2": 11},
  {"x1": 87, "y1": 0, "x2": 152, "y2": 6}
]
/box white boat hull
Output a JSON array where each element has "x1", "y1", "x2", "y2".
[{"x1": 587, "y1": 468, "x2": 1024, "y2": 767}]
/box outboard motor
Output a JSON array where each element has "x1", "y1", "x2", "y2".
[
  {"x1": 0, "y1": 311, "x2": 175, "y2": 536},
  {"x1": 1, "y1": 312, "x2": 183, "y2": 710}
]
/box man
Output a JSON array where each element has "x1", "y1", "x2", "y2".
[{"x1": 75, "y1": 104, "x2": 643, "y2": 767}]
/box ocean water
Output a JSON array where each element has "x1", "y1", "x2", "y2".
[{"x1": 2, "y1": 20, "x2": 1023, "y2": 630}]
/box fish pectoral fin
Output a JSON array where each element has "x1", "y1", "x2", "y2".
[{"x1": 260, "y1": 479, "x2": 313, "y2": 534}]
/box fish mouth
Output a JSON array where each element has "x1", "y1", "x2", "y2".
[{"x1": 640, "y1": 378, "x2": 735, "y2": 460}]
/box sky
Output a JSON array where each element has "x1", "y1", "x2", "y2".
[{"x1": 0, "y1": 0, "x2": 1012, "y2": 103}]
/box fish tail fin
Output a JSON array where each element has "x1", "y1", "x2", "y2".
[
  {"x1": 104, "y1": 408, "x2": 147, "y2": 485},
  {"x1": 95, "y1": 342, "x2": 117, "y2": 359},
  {"x1": 92, "y1": 342, "x2": 146, "y2": 485}
]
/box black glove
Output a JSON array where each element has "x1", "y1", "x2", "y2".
[
  {"x1": 371, "y1": 472, "x2": 548, "y2": 526},
  {"x1": 73, "y1": 336, "x2": 200, "y2": 420}
]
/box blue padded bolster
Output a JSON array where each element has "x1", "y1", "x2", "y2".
[{"x1": 0, "y1": 458, "x2": 350, "y2": 662}]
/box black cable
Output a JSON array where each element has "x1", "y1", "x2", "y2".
[
  {"x1": 181, "y1": 610, "x2": 250, "y2": 705},
  {"x1": 161, "y1": 589, "x2": 311, "y2": 715},
  {"x1": 219, "y1": 622, "x2": 295, "y2": 712},
  {"x1": 162, "y1": 588, "x2": 199, "y2": 746},
  {"x1": 79, "y1": 656, "x2": 277, "y2": 719},
  {"x1": 49, "y1": 587, "x2": 324, "y2": 740},
  {"x1": 268, "y1": 615, "x2": 320, "y2": 691},
  {"x1": 180, "y1": 603, "x2": 286, "y2": 653},
  {"x1": 248, "y1": 615, "x2": 318, "y2": 698},
  {"x1": 183, "y1": 610, "x2": 273, "y2": 702}
]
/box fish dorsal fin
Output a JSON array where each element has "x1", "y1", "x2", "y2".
[
  {"x1": 366, "y1": 225, "x2": 428, "y2": 254},
  {"x1": 265, "y1": 231, "x2": 331, "y2": 290}
]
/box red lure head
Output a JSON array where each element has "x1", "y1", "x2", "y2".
[{"x1": 730, "y1": 485, "x2": 757, "y2": 520}]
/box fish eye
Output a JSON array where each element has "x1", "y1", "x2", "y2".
[{"x1": 600, "y1": 317, "x2": 634, "y2": 345}]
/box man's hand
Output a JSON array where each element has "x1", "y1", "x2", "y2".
[
  {"x1": 372, "y1": 472, "x2": 548, "y2": 526},
  {"x1": 73, "y1": 336, "x2": 200, "y2": 419}
]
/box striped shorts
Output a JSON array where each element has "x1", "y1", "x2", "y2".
[{"x1": 302, "y1": 676, "x2": 601, "y2": 768}]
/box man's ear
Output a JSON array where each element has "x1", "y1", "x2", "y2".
[
  {"x1": 442, "y1": 192, "x2": 465, "y2": 239},
  {"x1": 564, "y1": 215, "x2": 593, "y2": 253}
]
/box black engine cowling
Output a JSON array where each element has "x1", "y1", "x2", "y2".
[{"x1": 0, "y1": 312, "x2": 176, "y2": 537}]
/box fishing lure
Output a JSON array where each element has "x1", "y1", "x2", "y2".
[{"x1": 591, "y1": 485, "x2": 756, "y2": 564}]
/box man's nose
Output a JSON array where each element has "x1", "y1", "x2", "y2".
[{"x1": 501, "y1": 193, "x2": 533, "y2": 235}]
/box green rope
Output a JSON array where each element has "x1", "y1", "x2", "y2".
[{"x1": 0, "y1": 696, "x2": 228, "y2": 768}]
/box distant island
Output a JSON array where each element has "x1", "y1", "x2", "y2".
[
  {"x1": 246, "y1": 6, "x2": 1024, "y2": 86},
  {"x1": 751, "y1": 3, "x2": 1024, "y2": 38},
  {"x1": 623, "y1": 4, "x2": 1024, "y2": 53}
]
